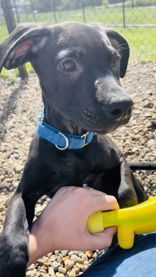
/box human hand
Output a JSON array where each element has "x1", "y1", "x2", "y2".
[{"x1": 28, "y1": 186, "x2": 119, "y2": 265}]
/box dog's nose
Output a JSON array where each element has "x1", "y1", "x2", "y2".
[{"x1": 106, "y1": 98, "x2": 133, "y2": 120}]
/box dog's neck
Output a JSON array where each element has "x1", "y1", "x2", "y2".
[
  {"x1": 37, "y1": 103, "x2": 95, "y2": 150},
  {"x1": 43, "y1": 102, "x2": 87, "y2": 136}
]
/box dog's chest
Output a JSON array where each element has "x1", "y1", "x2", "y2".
[{"x1": 46, "y1": 150, "x2": 106, "y2": 196}]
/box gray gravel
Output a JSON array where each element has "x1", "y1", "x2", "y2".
[{"x1": 0, "y1": 61, "x2": 156, "y2": 276}]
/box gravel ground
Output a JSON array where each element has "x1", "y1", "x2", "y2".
[{"x1": 0, "y1": 61, "x2": 156, "y2": 277}]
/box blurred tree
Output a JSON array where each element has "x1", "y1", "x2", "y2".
[
  {"x1": 108, "y1": 0, "x2": 124, "y2": 3},
  {"x1": 64, "y1": 0, "x2": 103, "y2": 9},
  {"x1": 32, "y1": 0, "x2": 62, "y2": 12},
  {"x1": 31, "y1": 0, "x2": 103, "y2": 12},
  {"x1": 84, "y1": 0, "x2": 103, "y2": 6}
]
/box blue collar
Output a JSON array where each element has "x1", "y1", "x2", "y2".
[{"x1": 36, "y1": 109, "x2": 95, "y2": 150}]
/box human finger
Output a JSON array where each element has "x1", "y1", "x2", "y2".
[
  {"x1": 90, "y1": 194, "x2": 119, "y2": 214},
  {"x1": 82, "y1": 227, "x2": 117, "y2": 250}
]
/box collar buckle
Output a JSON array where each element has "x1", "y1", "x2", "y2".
[{"x1": 81, "y1": 132, "x2": 89, "y2": 147}]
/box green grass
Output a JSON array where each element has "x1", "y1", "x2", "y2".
[
  {"x1": 0, "y1": 63, "x2": 33, "y2": 82},
  {"x1": 116, "y1": 27, "x2": 156, "y2": 61},
  {"x1": 0, "y1": 4, "x2": 156, "y2": 79},
  {"x1": 18, "y1": 5, "x2": 156, "y2": 26}
]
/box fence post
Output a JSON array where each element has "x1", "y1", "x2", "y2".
[
  {"x1": 12, "y1": 0, "x2": 20, "y2": 23},
  {"x1": 1, "y1": 0, "x2": 16, "y2": 33},
  {"x1": 131, "y1": 0, "x2": 135, "y2": 8},
  {"x1": 81, "y1": 0, "x2": 86, "y2": 23},
  {"x1": 1, "y1": 0, "x2": 28, "y2": 80},
  {"x1": 122, "y1": 0, "x2": 126, "y2": 28},
  {"x1": 29, "y1": 0, "x2": 37, "y2": 22},
  {"x1": 51, "y1": 0, "x2": 57, "y2": 23}
]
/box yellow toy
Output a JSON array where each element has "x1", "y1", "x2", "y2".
[{"x1": 87, "y1": 196, "x2": 156, "y2": 249}]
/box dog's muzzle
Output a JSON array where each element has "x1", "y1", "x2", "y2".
[{"x1": 104, "y1": 98, "x2": 133, "y2": 122}]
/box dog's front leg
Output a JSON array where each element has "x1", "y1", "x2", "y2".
[
  {"x1": 0, "y1": 192, "x2": 29, "y2": 277},
  {"x1": 0, "y1": 149, "x2": 48, "y2": 276},
  {"x1": 118, "y1": 156, "x2": 145, "y2": 207}
]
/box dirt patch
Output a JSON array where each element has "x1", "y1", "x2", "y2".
[{"x1": 0, "y1": 61, "x2": 156, "y2": 276}]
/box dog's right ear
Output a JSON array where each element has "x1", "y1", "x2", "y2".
[{"x1": 0, "y1": 23, "x2": 51, "y2": 72}]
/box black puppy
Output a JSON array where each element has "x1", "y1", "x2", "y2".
[{"x1": 0, "y1": 22, "x2": 145, "y2": 276}]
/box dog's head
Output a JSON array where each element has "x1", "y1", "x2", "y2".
[{"x1": 0, "y1": 22, "x2": 133, "y2": 134}]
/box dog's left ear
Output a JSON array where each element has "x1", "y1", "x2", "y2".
[
  {"x1": 90, "y1": 23, "x2": 129, "y2": 78},
  {"x1": 0, "y1": 23, "x2": 51, "y2": 72},
  {"x1": 106, "y1": 29, "x2": 130, "y2": 78}
]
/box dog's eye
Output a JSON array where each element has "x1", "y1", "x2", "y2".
[{"x1": 59, "y1": 59, "x2": 77, "y2": 73}]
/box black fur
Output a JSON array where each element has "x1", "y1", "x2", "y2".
[{"x1": 0, "y1": 22, "x2": 145, "y2": 276}]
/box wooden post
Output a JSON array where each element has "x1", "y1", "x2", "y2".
[{"x1": 1, "y1": 0, "x2": 28, "y2": 80}]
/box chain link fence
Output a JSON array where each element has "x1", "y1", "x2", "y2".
[{"x1": 0, "y1": 0, "x2": 156, "y2": 77}]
